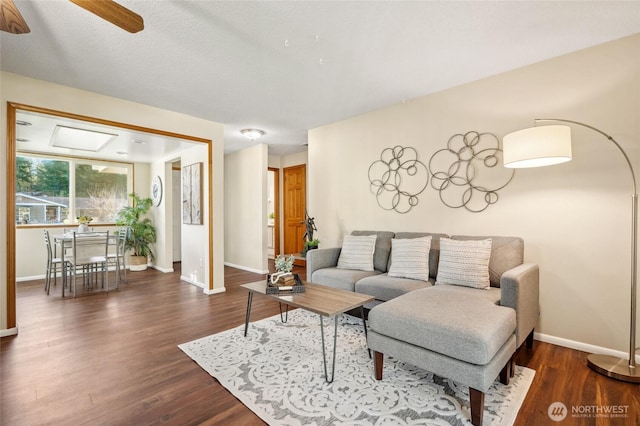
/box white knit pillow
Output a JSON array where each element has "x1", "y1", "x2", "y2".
[
  {"x1": 436, "y1": 238, "x2": 492, "y2": 289},
  {"x1": 388, "y1": 236, "x2": 431, "y2": 281},
  {"x1": 337, "y1": 234, "x2": 377, "y2": 272}
]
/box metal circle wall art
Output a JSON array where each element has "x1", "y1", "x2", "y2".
[
  {"x1": 428, "y1": 131, "x2": 515, "y2": 213},
  {"x1": 368, "y1": 145, "x2": 429, "y2": 214}
]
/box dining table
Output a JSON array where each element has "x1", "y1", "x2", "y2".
[{"x1": 53, "y1": 232, "x2": 120, "y2": 296}]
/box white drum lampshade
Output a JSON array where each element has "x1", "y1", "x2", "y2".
[{"x1": 503, "y1": 125, "x2": 572, "y2": 168}]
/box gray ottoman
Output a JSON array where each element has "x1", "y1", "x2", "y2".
[{"x1": 368, "y1": 286, "x2": 517, "y2": 426}]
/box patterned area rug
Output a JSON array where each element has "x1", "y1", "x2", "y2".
[{"x1": 179, "y1": 309, "x2": 534, "y2": 425}]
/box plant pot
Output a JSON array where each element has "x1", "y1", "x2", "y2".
[
  {"x1": 128, "y1": 255, "x2": 148, "y2": 271},
  {"x1": 78, "y1": 224, "x2": 89, "y2": 233}
]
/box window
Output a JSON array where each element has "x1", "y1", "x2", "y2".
[{"x1": 16, "y1": 154, "x2": 132, "y2": 225}]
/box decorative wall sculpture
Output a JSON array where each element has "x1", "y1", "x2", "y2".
[
  {"x1": 368, "y1": 146, "x2": 429, "y2": 214},
  {"x1": 428, "y1": 131, "x2": 514, "y2": 213}
]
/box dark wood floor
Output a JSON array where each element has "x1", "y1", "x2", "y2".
[{"x1": 1, "y1": 263, "x2": 638, "y2": 425}]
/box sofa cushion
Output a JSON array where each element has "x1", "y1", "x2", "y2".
[
  {"x1": 426, "y1": 281, "x2": 501, "y2": 305},
  {"x1": 436, "y1": 238, "x2": 492, "y2": 289},
  {"x1": 451, "y1": 235, "x2": 524, "y2": 287},
  {"x1": 388, "y1": 236, "x2": 431, "y2": 281},
  {"x1": 368, "y1": 287, "x2": 516, "y2": 365},
  {"x1": 311, "y1": 267, "x2": 381, "y2": 292},
  {"x1": 394, "y1": 232, "x2": 449, "y2": 279},
  {"x1": 351, "y1": 230, "x2": 395, "y2": 272},
  {"x1": 355, "y1": 273, "x2": 433, "y2": 301},
  {"x1": 337, "y1": 234, "x2": 377, "y2": 271}
]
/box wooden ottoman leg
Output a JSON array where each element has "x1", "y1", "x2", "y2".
[
  {"x1": 373, "y1": 351, "x2": 384, "y2": 380},
  {"x1": 499, "y1": 357, "x2": 512, "y2": 385},
  {"x1": 526, "y1": 330, "x2": 535, "y2": 349},
  {"x1": 469, "y1": 388, "x2": 485, "y2": 426},
  {"x1": 510, "y1": 356, "x2": 515, "y2": 378}
]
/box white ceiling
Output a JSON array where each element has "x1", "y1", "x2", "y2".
[
  {"x1": 15, "y1": 110, "x2": 198, "y2": 163},
  {"x1": 2, "y1": 1, "x2": 640, "y2": 159}
]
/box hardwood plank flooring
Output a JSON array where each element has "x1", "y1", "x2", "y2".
[{"x1": 2, "y1": 264, "x2": 638, "y2": 425}]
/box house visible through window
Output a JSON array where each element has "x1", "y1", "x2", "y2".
[{"x1": 16, "y1": 154, "x2": 131, "y2": 225}]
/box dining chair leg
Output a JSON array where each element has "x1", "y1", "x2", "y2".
[
  {"x1": 44, "y1": 264, "x2": 51, "y2": 295},
  {"x1": 115, "y1": 258, "x2": 119, "y2": 290}
]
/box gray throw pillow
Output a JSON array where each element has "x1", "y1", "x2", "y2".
[
  {"x1": 388, "y1": 236, "x2": 431, "y2": 281},
  {"x1": 436, "y1": 237, "x2": 492, "y2": 289},
  {"x1": 337, "y1": 234, "x2": 377, "y2": 272}
]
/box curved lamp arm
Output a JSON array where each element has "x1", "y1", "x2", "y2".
[{"x1": 535, "y1": 119, "x2": 637, "y2": 194}]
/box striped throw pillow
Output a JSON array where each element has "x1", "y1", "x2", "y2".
[
  {"x1": 337, "y1": 235, "x2": 377, "y2": 272},
  {"x1": 436, "y1": 238, "x2": 492, "y2": 289},
  {"x1": 388, "y1": 237, "x2": 431, "y2": 281}
]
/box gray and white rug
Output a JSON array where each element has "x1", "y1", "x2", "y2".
[{"x1": 179, "y1": 309, "x2": 534, "y2": 425}]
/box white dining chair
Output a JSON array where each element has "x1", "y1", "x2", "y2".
[
  {"x1": 64, "y1": 231, "x2": 109, "y2": 297},
  {"x1": 107, "y1": 227, "x2": 128, "y2": 289},
  {"x1": 43, "y1": 230, "x2": 68, "y2": 295}
]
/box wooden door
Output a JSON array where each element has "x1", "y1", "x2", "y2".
[{"x1": 283, "y1": 165, "x2": 306, "y2": 266}]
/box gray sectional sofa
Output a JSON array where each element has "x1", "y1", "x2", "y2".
[{"x1": 306, "y1": 230, "x2": 540, "y2": 426}]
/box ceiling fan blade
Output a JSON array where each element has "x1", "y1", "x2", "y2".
[
  {"x1": 69, "y1": 0, "x2": 144, "y2": 33},
  {"x1": 0, "y1": 0, "x2": 31, "y2": 34}
]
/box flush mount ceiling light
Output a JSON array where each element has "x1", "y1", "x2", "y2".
[
  {"x1": 50, "y1": 125, "x2": 118, "y2": 152},
  {"x1": 241, "y1": 128, "x2": 265, "y2": 141}
]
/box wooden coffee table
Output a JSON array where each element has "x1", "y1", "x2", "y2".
[{"x1": 241, "y1": 280, "x2": 374, "y2": 383}]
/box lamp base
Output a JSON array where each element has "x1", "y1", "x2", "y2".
[{"x1": 587, "y1": 354, "x2": 640, "y2": 383}]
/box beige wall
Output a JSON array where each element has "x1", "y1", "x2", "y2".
[
  {"x1": 308, "y1": 34, "x2": 640, "y2": 358},
  {"x1": 1, "y1": 72, "x2": 226, "y2": 333},
  {"x1": 224, "y1": 144, "x2": 269, "y2": 273}
]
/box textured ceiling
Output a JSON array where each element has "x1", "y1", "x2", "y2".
[{"x1": 2, "y1": 1, "x2": 640, "y2": 158}]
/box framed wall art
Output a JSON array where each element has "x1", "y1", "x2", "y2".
[{"x1": 182, "y1": 162, "x2": 203, "y2": 225}]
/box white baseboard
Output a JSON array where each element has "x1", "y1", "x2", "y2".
[
  {"x1": 181, "y1": 275, "x2": 226, "y2": 295},
  {"x1": 17, "y1": 275, "x2": 45, "y2": 282},
  {"x1": 204, "y1": 287, "x2": 226, "y2": 295},
  {"x1": 1, "y1": 327, "x2": 18, "y2": 337},
  {"x1": 224, "y1": 262, "x2": 269, "y2": 275},
  {"x1": 181, "y1": 275, "x2": 203, "y2": 288},
  {"x1": 17, "y1": 265, "x2": 127, "y2": 282},
  {"x1": 151, "y1": 265, "x2": 174, "y2": 273},
  {"x1": 535, "y1": 332, "x2": 640, "y2": 363}
]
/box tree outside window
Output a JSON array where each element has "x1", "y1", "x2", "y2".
[{"x1": 16, "y1": 154, "x2": 130, "y2": 225}]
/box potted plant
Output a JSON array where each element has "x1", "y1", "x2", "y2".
[
  {"x1": 301, "y1": 239, "x2": 319, "y2": 257},
  {"x1": 115, "y1": 192, "x2": 156, "y2": 271},
  {"x1": 76, "y1": 215, "x2": 93, "y2": 233}
]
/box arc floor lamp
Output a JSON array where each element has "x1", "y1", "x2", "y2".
[{"x1": 503, "y1": 119, "x2": 639, "y2": 383}]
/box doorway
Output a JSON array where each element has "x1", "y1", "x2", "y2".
[
  {"x1": 5, "y1": 102, "x2": 214, "y2": 331},
  {"x1": 267, "y1": 167, "x2": 280, "y2": 260},
  {"x1": 283, "y1": 164, "x2": 306, "y2": 266}
]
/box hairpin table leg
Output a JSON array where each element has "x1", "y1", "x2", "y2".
[
  {"x1": 320, "y1": 315, "x2": 339, "y2": 383},
  {"x1": 279, "y1": 302, "x2": 289, "y2": 323},
  {"x1": 243, "y1": 292, "x2": 253, "y2": 337}
]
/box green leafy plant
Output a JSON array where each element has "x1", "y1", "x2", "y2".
[
  {"x1": 115, "y1": 192, "x2": 156, "y2": 260},
  {"x1": 301, "y1": 239, "x2": 319, "y2": 257},
  {"x1": 274, "y1": 254, "x2": 295, "y2": 273}
]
